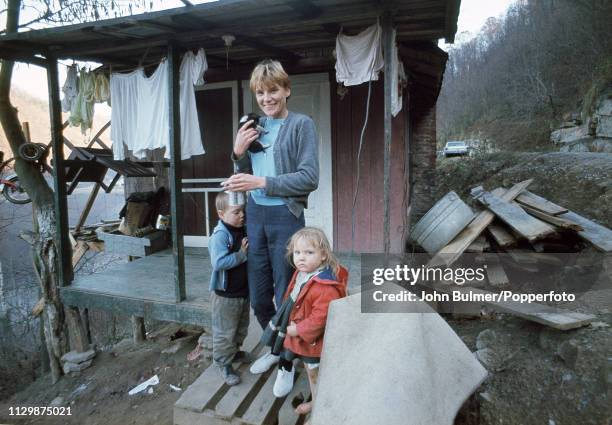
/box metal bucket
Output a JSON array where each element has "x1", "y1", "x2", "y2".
[{"x1": 412, "y1": 191, "x2": 475, "y2": 254}]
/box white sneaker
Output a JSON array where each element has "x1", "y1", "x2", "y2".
[
  {"x1": 273, "y1": 367, "x2": 295, "y2": 397},
  {"x1": 249, "y1": 352, "x2": 279, "y2": 374}
]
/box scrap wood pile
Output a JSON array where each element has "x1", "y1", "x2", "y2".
[{"x1": 412, "y1": 179, "x2": 612, "y2": 331}]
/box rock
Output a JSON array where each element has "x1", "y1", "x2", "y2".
[
  {"x1": 50, "y1": 397, "x2": 64, "y2": 407},
  {"x1": 475, "y1": 347, "x2": 515, "y2": 372},
  {"x1": 161, "y1": 343, "x2": 182, "y2": 354},
  {"x1": 61, "y1": 349, "x2": 96, "y2": 364},
  {"x1": 476, "y1": 329, "x2": 498, "y2": 350},
  {"x1": 590, "y1": 321, "x2": 610, "y2": 329},
  {"x1": 63, "y1": 359, "x2": 93, "y2": 374},
  {"x1": 479, "y1": 391, "x2": 492, "y2": 402},
  {"x1": 557, "y1": 340, "x2": 579, "y2": 369}
]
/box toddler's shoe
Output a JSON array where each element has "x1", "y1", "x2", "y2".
[
  {"x1": 221, "y1": 365, "x2": 241, "y2": 386},
  {"x1": 273, "y1": 366, "x2": 295, "y2": 397},
  {"x1": 249, "y1": 352, "x2": 279, "y2": 374}
]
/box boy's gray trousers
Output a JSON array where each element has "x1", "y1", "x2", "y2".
[{"x1": 210, "y1": 293, "x2": 250, "y2": 367}]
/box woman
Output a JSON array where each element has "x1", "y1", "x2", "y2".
[{"x1": 222, "y1": 59, "x2": 319, "y2": 374}]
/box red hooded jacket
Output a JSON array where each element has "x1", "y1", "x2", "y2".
[{"x1": 283, "y1": 265, "x2": 348, "y2": 358}]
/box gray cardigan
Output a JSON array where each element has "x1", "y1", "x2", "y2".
[{"x1": 233, "y1": 111, "x2": 319, "y2": 218}]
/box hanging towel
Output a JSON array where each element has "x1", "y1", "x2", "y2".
[
  {"x1": 69, "y1": 69, "x2": 95, "y2": 134},
  {"x1": 335, "y1": 23, "x2": 384, "y2": 86},
  {"x1": 61, "y1": 64, "x2": 78, "y2": 113}
]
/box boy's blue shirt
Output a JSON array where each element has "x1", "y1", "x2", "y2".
[{"x1": 208, "y1": 220, "x2": 247, "y2": 292}]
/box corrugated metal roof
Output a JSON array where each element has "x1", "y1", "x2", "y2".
[{"x1": 0, "y1": 0, "x2": 459, "y2": 69}]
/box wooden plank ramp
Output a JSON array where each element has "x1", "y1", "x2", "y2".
[{"x1": 174, "y1": 318, "x2": 310, "y2": 425}]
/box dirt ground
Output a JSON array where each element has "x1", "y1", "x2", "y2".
[
  {"x1": 0, "y1": 325, "x2": 212, "y2": 425},
  {"x1": 0, "y1": 151, "x2": 610, "y2": 425}
]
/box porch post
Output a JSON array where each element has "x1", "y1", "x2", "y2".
[
  {"x1": 47, "y1": 56, "x2": 73, "y2": 286},
  {"x1": 382, "y1": 12, "x2": 393, "y2": 255},
  {"x1": 167, "y1": 41, "x2": 186, "y2": 302}
]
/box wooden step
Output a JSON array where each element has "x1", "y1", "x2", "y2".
[{"x1": 175, "y1": 317, "x2": 312, "y2": 425}]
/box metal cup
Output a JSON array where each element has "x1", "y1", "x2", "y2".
[{"x1": 227, "y1": 190, "x2": 246, "y2": 207}]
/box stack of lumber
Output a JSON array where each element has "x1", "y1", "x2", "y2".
[{"x1": 419, "y1": 179, "x2": 611, "y2": 330}]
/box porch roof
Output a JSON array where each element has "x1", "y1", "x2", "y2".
[{"x1": 0, "y1": 0, "x2": 460, "y2": 69}]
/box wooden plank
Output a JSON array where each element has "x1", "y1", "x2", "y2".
[
  {"x1": 483, "y1": 254, "x2": 509, "y2": 287},
  {"x1": 278, "y1": 371, "x2": 311, "y2": 425},
  {"x1": 47, "y1": 57, "x2": 73, "y2": 286},
  {"x1": 72, "y1": 241, "x2": 89, "y2": 268},
  {"x1": 487, "y1": 223, "x2": 517, "y2": 248},
  {"x1": 176, "y1": 317, "x2": 262, "y2": 415},
  {"x1": 167, "y1": 41, "x2": 186, "y2": 302},
  {"x1": 437, "y1": 286, "x2": 594, "y2": 330},
  {"x1": 74, "y1": 183, "x2": 101, "y2": 232},
  {"x1": 473, "y1": 188, "x2": 555, "y2": 242},
  {"x1": 519, "y1": 204, "x2": 583, "y2": 231},
  {"x1": 428, "y1": 179, "x2": 533, "y2": 267},
  {"x1": 215, "y1": 365, "x2": 266, "y2": 420},
  {"x1": 558, "y1": 211, "x2": 612, "y2": 252},
  {"x1": 507, "y1": 249, "x2": 565, "y2": 267},
  {"x1": 466, "y1": 235, "x2": 488, "y2": 253},
  {"x1": 516, "y1": 191, "x2": 568, "y2": 216},
  {"x1": 86, "y1": 241, "x2": 105, "y2": 252},
  {"x1": 241, "y1": 369, "x2": 280, "y2": 425},
  {"x1": 382, "y1": 11, "x2": 393, "y2": 256}
]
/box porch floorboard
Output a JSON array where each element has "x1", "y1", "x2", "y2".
[{"x1": 60, "y1": 250, "x2": 362, "y2": 327}]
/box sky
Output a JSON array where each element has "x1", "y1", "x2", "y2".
[{"x1": 6, "y1": 0, "x2": 515, "y2": 102}]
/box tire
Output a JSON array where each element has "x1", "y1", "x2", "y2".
[
  {"x1": 18, "y1": 142, "x2": 45, "y2": 162},
  {"x1": 2, "y1": 175, "x2": 31, "y2": 204}
]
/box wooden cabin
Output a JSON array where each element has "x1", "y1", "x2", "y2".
[{"x1": 0, "y1": 0, "x2": 460, "y2": 326}]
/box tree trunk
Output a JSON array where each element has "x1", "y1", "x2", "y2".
[{"x1": 0, "y1": 0, "x2": 68, "y2": 383}]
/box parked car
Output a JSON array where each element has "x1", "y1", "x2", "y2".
[{"x1": 443, "y1": 141, "x2": 469, "y2": 157}]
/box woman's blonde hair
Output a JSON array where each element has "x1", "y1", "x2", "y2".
[
  {"x1": 286, "y1": 227, "x2": 340, "y2": 275},
  {"x1": 250, "y1": 59, "x2": 290, "y2": 92}
]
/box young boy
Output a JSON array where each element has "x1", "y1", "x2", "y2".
[{"x1": 207, "y1": 191, "x2": 251, "y2": 386}]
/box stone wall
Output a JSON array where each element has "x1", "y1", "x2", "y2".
[{"x1": 551, "y1": 87, "x2": 612, "y2": 152}]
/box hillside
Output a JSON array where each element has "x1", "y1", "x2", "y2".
[
  {"x1": 437, "y1": 0, "x2": 612, "y2": 151},
  {"x1": 0, "y1": 87, "x2": 111, "y2": 160}
]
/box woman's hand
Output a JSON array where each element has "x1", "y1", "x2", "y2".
[
  {"x1": 286, "y1": 321, "x2": 299, "y2": 337},
  {"x1": 233, "y1": 120, "x2": 259, "y2": 157},
  {"x1": 222, "y1": 173, "x2": 266, "y2": 192}
]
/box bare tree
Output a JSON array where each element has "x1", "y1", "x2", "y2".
[
  {"x1": 0, "y1": 0, "x2": 148, "y2": 383},
  {"x1": 437, "y1": 0, "x2": 612, "y2": 150}
]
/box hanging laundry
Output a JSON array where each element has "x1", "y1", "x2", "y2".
[
  {"x1": 390, "y1": 29, "x2": 407, "y2": 117},
  {"x1": 110, "y1": 48, "x2": 208, "y2": 160},
  {"x1": 179, "y1": 48, "x2": 207, "y2": 159},
  {"x1": 61, "y1": 64, "x2": 78, "y2": 113},
  {"x1": 69, "y1": 69, "x2": 95, "y2": 134},
  {"x1": 335, "y1": 22, "x2": 384, "y2": 86},
  {"x1": 110, "y1": 68, "x2": 140, "y2": 160},
  {"x1": 94, "y1": 73, "x2": 110, "y2": 105}
]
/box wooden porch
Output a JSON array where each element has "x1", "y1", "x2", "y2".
[{"x1": 60, "y1": 250, "x2": 362, "y2": 327}]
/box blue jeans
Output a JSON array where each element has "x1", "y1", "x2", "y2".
[{"x1": 246, "y1": 197, "x2": 305, "y2": 329}]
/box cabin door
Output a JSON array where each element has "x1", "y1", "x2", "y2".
[
  {"x1": 182, "y1": 81, "x2": 238, "y2": 247},
  {"x1": 242, "y1": 73, "x2": 333, "y2": 244}
]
